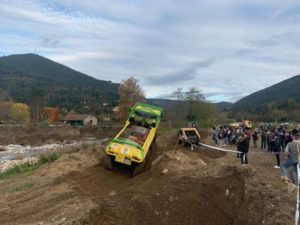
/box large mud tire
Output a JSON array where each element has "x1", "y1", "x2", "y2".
[
  {"x1": 131, "y1": 160, "x2": 146, "y2": 177},
  {"x1": 103, "y1": 155, "x2": 114, "y2": 170}
]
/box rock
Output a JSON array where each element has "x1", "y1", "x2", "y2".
[
  {"x1": 109, "y1": 191, "x2": 117, "y2": 196},
  {"x1": 287, "y1": 183, "x2": 297, "y2": 194},
  {"x1": 162, "y1": 168, "x2": 169, "y2": 174},
  {"x1": 225, "y1": 189, "x2": 229, "y2": 197},
  {"x1": 151, "y1": 155, "x2": 165, "y2": 166},
  {"x1": 169, "y1": 196, "x2": 174, "y2": 202},
  {"x1": 165, "y1": 211, "x2": 169, "y2": 216},
  {"x1": 175, "y1": 196, "x2": 179, "y2": 200},
  {"x1": 176, "y1": 157, "x2": 181, "y2": 161},
  {"x1": 154, "y1": 210, "x2": 159, "y2": 216}
]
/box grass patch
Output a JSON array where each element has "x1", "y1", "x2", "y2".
[
  {"x1": 0, "y1": 152, "x2": 60, "y2": 180},
  {"x1": 8, "y1": 181, "x2": 34, "y2": 192},
  {"x1": 38, "y1": 152, "x2": 60, "y2": 164}
]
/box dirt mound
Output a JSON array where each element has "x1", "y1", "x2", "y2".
[
  {"x1": 79, "y1": 169, "x2": 245, "y2": 225},
  {"x1": 0, "y1": 130, "x2": 295, "y2": 225},
  {"x1": 76, "y1": 152, "x2": 291, "y2": 225}
]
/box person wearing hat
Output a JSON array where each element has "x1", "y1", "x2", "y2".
[{"x1": 281, "y1": 132, "x2": 300, "y2": 182}]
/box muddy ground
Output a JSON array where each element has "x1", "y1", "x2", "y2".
[{"x1": 0, "y1": 129, "x2": 296, "y2": 225}]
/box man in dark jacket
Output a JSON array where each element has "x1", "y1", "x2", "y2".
[
  {"x1": 285, "y1": 132, "x2": 293, "y2": 146},
  {"x1": 236, "y1": 134, "x2": 243, "y2": 158},
  {"x1": 267, "y1": 131, "x2": 275, "y2": 153},
  {"x1": 252, "y1": 131, "x2": 258, "y2": 148},
  {"x1": 278, "y1": 126, "x2": 286, "y2": 151},
  {"x1": 240, "y1": 134, "x2": 250, "y2": 164},
  {"x1": 261, "y1": 129, "x2": 267, "y2": 149},
  {"x1": 273, "y1": 133, "x2": 281, "y2": 169}
]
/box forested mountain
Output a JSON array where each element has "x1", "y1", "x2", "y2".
[
  {"x1": 1, "y1": 53, "x2": 299, "y2": 122},
  {"x1": 235, "y1": 75, "x2": 300, "y2": 107},
  {"x1": 0, "y1": 54, "x2": 119, "y2": 114},
  {"x1": 215, "y1": 101, "x2": 233, "y2": 111},
  {"x1": 231, "y1": 75, "x2": 300, "y2": 122}
]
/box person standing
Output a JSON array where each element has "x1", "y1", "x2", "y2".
[
  {"x1": 285, "y1": 132, "x2": 293, "y2": 146},
  {"x1": 273, "y1": 133, "x2": 281, "y2": 169},
  {"x1": 245, "y1": 128, "x2": 252, "y2": 139},
  {"x1": 261, "y1": 129, "x2": 267, "y2": 149},
  {"x1": 252, "y1": 131, "x2": 258, "y2": 148},
  {"x1": 267, "y1": 131, "x2": 275, "y2": 153},
  {"x1": 240, "y1": 134, "x2": 250, "y2": 164},
  {"x1": 281, "y1": 133, "x2": 300, "y2": 182},
  {"x1": 236, "y1": 134, "x2": 243, "y2": 158},
  {"x1": 278, "y1": 126, "x2": 286, "y2": 151},
  {"x1": 266, "y1": 130, "x2": 272, "y2": 152}
]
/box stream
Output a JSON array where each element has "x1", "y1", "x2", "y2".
[{"x1": 0, "y1": 138, "x2": 107, "y2": 161}]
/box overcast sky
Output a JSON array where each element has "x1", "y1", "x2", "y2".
[{"x1": 1, "y1": 0, "x2": 300, "y2": 102}]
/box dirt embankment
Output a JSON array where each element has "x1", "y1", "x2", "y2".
[{"x1": 0, "y1": 130, "x2": 295, "y2": 225}]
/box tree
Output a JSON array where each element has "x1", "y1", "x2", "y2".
[
  {"x1": 168, "y1": 87, "x2": 214, "y2": 128},
  {"x1": 48, "y1": 107, "x2": 60, "y2": 123},
  {"x1": 184, "y1": 87, "x2": 205, "y2": 121},
  {"x1": 11, "y1": 103, "x2": 30, "y2": 123},
  {"x1": 0, "y1": 101, "x2": 13, "y2": 121},
  {"x1": 29, "y1": 87, "x2": 46, "y2": 124},
  {"x1": 172, "y1": 88, "x2": 184, "y2": 100},
  {"x1": 115, "y1": 77, "x2": 146, "y2": 121},
  {"x1": 271, "y1": 109, "x2": 288, "y2": 123},
  {"x1": 42, "y1": 107, "x2": 61, "y2": 123}
]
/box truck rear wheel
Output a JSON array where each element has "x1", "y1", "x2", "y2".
[{"x1": 103, "y1": 155, "x2": 114, "y2": 170}]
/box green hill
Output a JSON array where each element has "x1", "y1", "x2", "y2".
[
  {"x1": 215, "y1": 101, "x2": 233, "y2": 111},
  {"x1": 0, "y1": 53, "x2": 119, "y2": 113},
  {"x1": 235, "y1": 75, "x2": 300, "y2": 107},
  {"x1": 233, "y1": 75, "x2": 300, "y2": 121}
]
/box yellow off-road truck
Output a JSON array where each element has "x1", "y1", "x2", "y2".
[{"x1": 104, "y1": 103, "x2": 163, "y2": 176}]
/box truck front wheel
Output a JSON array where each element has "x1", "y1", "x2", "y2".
[
  {"x1": 131, "y1": 161, "x2": 146, "y2": 177},
  {"x1": 103, "y1": 155, "x2": 114, "y2": 170}
]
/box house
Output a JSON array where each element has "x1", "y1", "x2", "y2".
[{"x1": 64, "y1": 114, "x2": 98, "y2": 126}]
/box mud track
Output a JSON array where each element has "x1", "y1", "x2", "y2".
[{"x1": 0, "y1": 131, "x2": 295, "y2": 225}]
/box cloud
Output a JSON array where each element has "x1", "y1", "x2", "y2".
[
  {"x1": 251, "y1": 32, "x2": 300, "y2": 48},
  {"x1": 235, "y1": 48, "x2": 254, "y2": 56},
  {"x1": 145, "y1": 58, "x2": 216, "y2": 85},
  {"x1": 40, "y1": 38, "x2": 60, "y2": 48},
  {"x1": 1, "y1": 0, "x2": 300, "y2": 102}
]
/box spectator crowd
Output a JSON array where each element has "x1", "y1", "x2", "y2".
[{"x1": 211, "y1": 124, "x2": 300, "y2": 183}]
